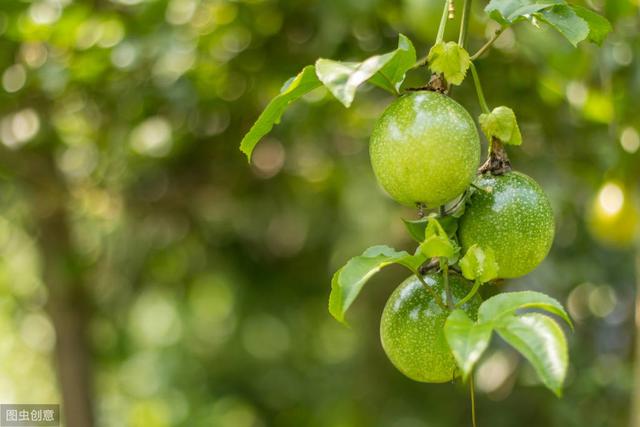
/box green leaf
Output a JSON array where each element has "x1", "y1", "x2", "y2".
[
  {"x1": 424, "y1": 216, "x2": 447, "y2": 238},
  {"x1": 427, "y1": 42, "x2": 471, "y2": 86},
  {"x1": 329, "y1": 245, "x2": 426, "y2": 324},
  {"x1": 368, "y1": 34, "x2": 417, "y2": 94},
  {"x1": 478, "y1": 106, "x2": 522, "y2": 146},
  {"x1": 570, "y1": 5, "x2": 612, "y2": 45},
  {"x1": 485, "y1": 0, "x2": 563, "y2": 25},
  {"x1": 402, "y1": 217, "x2": 429, "y2": 242},
  {"x1": 239, "y1": 65, "x2": 321, "y2": 161},
  {"x1": 478, "y1": 291, "x2": 573, "y2": 330},
  {"x1": 439, "y1": 216, "x2": 459, "y2": 237},
  {"x1": 315, "y1": 34, "x2": 416, "y2": 107},
  {"x1": 459, "y1": 244, "x2": 499, "y2": 283},
  {"x1": 420, "y1": 235, "x2": 456, "y2": 259},
  {"x1": 486, "y1": 1, "x2": 599, "y2": 47},
  {"x1": 419, "y1": 217, "x2": 458, "y2": 259},
  {"x1": 444, "y1": 310, "x2": 494, "y2": 380},
  {"x1": 495, "y1": 313, "x2": 568, "y2": 396},
  {"x1": 403, "y1": 215, "x2": 458, "y2": 243},
  {"x1": 537, "y1": 4, "x2": 589, "y2": 47}
]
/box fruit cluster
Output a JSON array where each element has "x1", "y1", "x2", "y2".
[
  {"x1": 240, "y1": 0, "x2": 609, "y2": 420},
  {"x1": 372, "y1": 90, "x2": 555, "y2": 382}
]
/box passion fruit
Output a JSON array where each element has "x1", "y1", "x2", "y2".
[
  {"x1": 369, "y1": 91, "x2": 480, "y2": 207},
  {"x1": 458, "y1": 171, "x2": 555, "y2": 278},
  {"x1": 380, "y1": 273, "x2": 481, "y2": 383}
]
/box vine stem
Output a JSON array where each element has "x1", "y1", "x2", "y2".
[
  {"x1": 441, "y1": 259, "x2": 454, "y2": 310},
  {"x1": 470, "y1": 374, "x2": 478, "y2": 427},
  {"x1": 469, "y1": 62, "x2": 490, "y2": 114},
  {"x1": 456, "y1": 279, "x2": 481, "y2": 308},
  {"x1": 458, "y1": 0, "x2": 472, "y2": 48},
  {"x1": 415, "y1": 272, "x2": 447, "y2": 310},
  {"x1": 436, "y1": 0, "x2": 451, "y2": 44},
  {"x1": 470, "y1": 27, "x2": 505, "y2": 60}
]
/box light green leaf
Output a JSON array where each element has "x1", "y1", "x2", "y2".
[
  {"x1": 239, "y1": 65, "x2": 321, "y2": 161},
  {"x1": 427, "y1": 42, "x2": 471, "y2": 86},
  {"x1": 315, "y1": 34, "x2": 416, "y2": 107},
  {"x1": 329, "y1": 245, "x2": 426, "y2": 324},
  {"x1": 478, "y1": 291, "x2": 573, "y2": 330},
  {"x1": 444, "y1": 310, "x2": 494, "y2": 380},
  {"x1": 537, "y1": 4, "x2": 589, "y2": 47},
  {"x1": 478, "y1": 106, "x2": 522, "y2": 146},
  {"x1": 368, "y1": 34, "x2": 417, "y2": 93},
  {"x1": 419, "y1": 217, "x2": 458, "y2": 259},
  {"x1": 495, "y1": 313, "x2": 568, "y2": 396},
  {"x1": 485, "y1": 0, "x2": 563, "y2": 25},
  {"x1": 420, "y1": 235, "x2": 456, "y2": 259},
  {"x1": 570, "y1": 5, "x2": 612, "y2": 45},
  {"x1": 459, "y1": 244, "x2": 499, "y2": 283}
]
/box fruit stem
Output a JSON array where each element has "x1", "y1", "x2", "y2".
[
  {"x1": 456, "y1": 279, "x2": 481, "y2": 308},
  {"x1": 458, "y1": 0, "x2": 472, "y2": 48},
  {"x1": 470, "y1": 374, "x2": 478, "y2": 427},
  {"x1": 478, "y1": 137, "x2": 512, "y2": 175},
  {"x1": 441, "y1": 258, "x2": 454, "y2": 310},
  {"x1": 470, "y1": 27, "x2": 505, "y2": 61},
  {"x1": 436, "y1": 0, "x2": 451, "y2": 44},
  {"x1": 415, "y1": 272, "x2": 447, "y2": 310},
  {"x1": 469, "y1": 62, "x2": 490, "y2": 114}
]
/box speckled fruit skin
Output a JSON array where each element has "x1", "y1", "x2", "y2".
[
  {"x1": 380, "y1": 274, "x2": 481, "y2": 383},
  {"x1": 458, "y1": 171, "x2": 555, "y2": 279},
  {"x1": 369, "y1": 91, "x2": 480, "y2": 207}
]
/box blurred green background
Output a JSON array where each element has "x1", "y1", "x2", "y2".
[{"x1": 0, "y1": 0, "x2": 638, "y2": 426}]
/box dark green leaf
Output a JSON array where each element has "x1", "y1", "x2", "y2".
[
  {"x1": 495, "y1": 313, "x2": 568, "y2": 396},
  {"x1": 478, "y1": 291, "x2": 573, "y2": 329},
  {"x1": 315, "y1": 34, "x2": 416, "y2": 107},
  {"x1": 444, "y1": 310, "x2": 494, "y2": 380},
  {"x1": 570, "y1": 5, "x2": 612, "y2": 45},
  {"x1": 439, "y1": 215, "x2": 460, "y2": 237},
  {"x1": 537, "y1": 4, "x2": 589, "y2": 47},
  {"x1": 485, "y1": 0, "x2": 563, "y2": 25},
  {"x1": 329, "y1": 245, "x2": 426, "y2": 324},
  {"x1": 240, "y1": 66, "x2": 321, "y2": 161},
  {"x1": 403, "y1": 215, "x2": 458, "y2": 243},
  {"x1": 402, "y1": 217, "x2": 429, "y2": 242},
  {"x1": 427, "y1": 42, "x2": 471, "y2": 85}
]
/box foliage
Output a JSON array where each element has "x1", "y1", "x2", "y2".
[{"x1": 0, "y1": 0, "x2": 636, "y2": 426}]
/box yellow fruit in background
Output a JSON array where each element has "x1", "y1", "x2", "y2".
[{"x1": 587, "y1": 181, "x2": 639, "y2": 249}]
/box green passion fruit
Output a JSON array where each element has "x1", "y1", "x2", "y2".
[
  {"x1": 380, "y1": 273, "x2": 481, "y2": 383},
  {"x1": 369, "y1": 91, "x2": 480, "y2": 207},
  {"x1": 458, "y1": 171, "x2": 555, "y2": 279}
]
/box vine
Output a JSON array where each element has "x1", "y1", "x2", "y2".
[{"x1": 239, "y1": 1, "x2": 611, "y2": 425}]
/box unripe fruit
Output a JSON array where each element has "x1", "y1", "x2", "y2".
[
  {"x1": 458, "y1": 171, "x2": 555, "y2": 279},
  {"x1": 369, "y1": 91, "x2": 480, "y2": 207},
  {"x1": 587, "y1": 180, "x2": 639, "y2": 249},
  {"x1": 380, "y1": 273, "x2": 481, "y2": 383}
]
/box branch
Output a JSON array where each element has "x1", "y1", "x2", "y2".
[{"x1": 470, "y1": 27, "x2": 505, "y2": 61}]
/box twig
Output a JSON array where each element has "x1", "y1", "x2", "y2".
[
  {"x1": 470, "y1": 27, "x2": 505, "y2": 61},
  {"x1": 469, "y1": 62, "x2": 490, "y2": 114},
  {"x1": 458, "y1": 0, "x2": 472, "y2": 48},
  {"x1": 415, "y1": 272, "x2": 447, "y2": 309}
]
